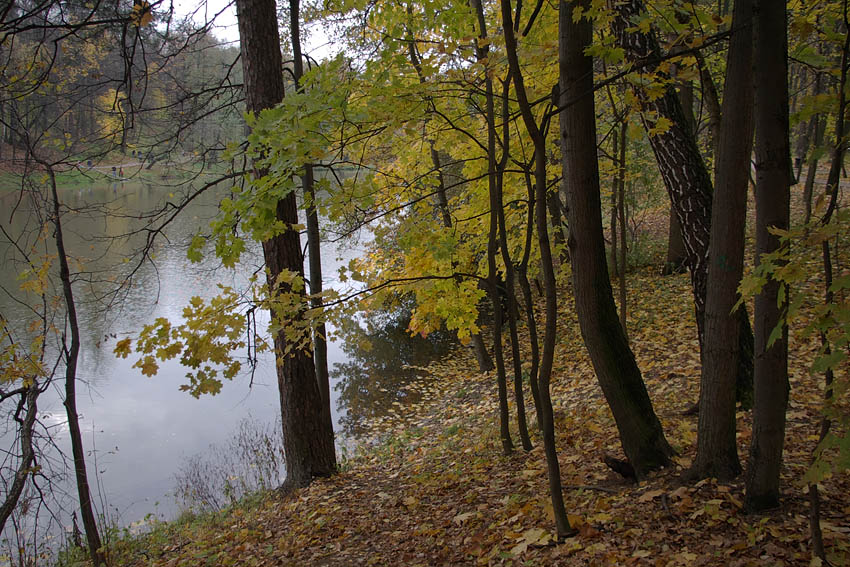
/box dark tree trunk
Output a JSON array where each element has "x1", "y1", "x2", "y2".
[
  {"x1": 290, "y1": 0, "x2": 335, "y2": 453},
  {"x1": 500, "y1": 0, "x2": 573, "y2": 538},
  {"x1": 690, "y1": 0, "x2": 754, "y2": 482},
  {"x1": 746, "y1": 0, "x2": 791, "y2": 511},
  {"x1": 495, "y1": 73, "x2": 533, "y2": 451},
  {"x1": 610, "y1": 0, "x2": 754, "y2": 406},
  {"x1": 803, "y1": 74, "x2": 826, "y2": 226},
  {"x1": 0, "y1": 385, "x2": 37, "y2": 533},
  {"x1": 236, "y1": 0, "x2": 336, "y2": 488},
  {"x1": 616, "y1": 124, "x2": 628, "y2": 339},
  {"x1": 663, "y1": 73, "x2": 692, "y2": 276},
  {"x1": 50, "y1": 170, "x2": 105, "y2": 566},
  {"x1": 561, "y1": 0, "x2": 673, "y2": 479},
  {"x1": 471, "y1": 0, "x2": 513, "y2": 456}
]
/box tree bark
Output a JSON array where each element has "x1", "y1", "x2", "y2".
[
  {"x1": 50, "y1": 170, "x2": 105, "y2": 566},
  {"x1": 471, "y1": 0, "x2": 513, "y2": 456},
  {"x1": 236, "y1": 0, "x2": 336, "y2": 488},
  {"x1": 289, "y1": 0, "x2": 335, "y2": 458},
  {"x1": 746, "y1": 0, "x2": 791, "y2": 511},
  {"x1": 561, "y1": 0, "x2": 673, "y2": 479},
  {"x1": 500, "y1": 0, "x2": 573, "y2": 538},
  {"x1": 610, "y1": 0, "x2": 754, "y2": 406},
  {"x1": 690, "y1": 0, "x2": 754, "y2": 482}
]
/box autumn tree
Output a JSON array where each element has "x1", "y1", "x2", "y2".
[
  {"x1": 559, "y1": 0, "x2": 673, "y2": 478},
  {"x1": 235, "y1": 0, "x2": 336, "y2": 487}
]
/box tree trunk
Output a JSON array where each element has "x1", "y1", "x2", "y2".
[
  {"x1": 561, "y1": 0, "x2": 673, "y2": 479},
  {"x1": 50, "y1": 170, "x2": 105, "y2": 566},
  {"x1": 406, "y1": 35, "x2": 495, "y2": 374},
  {"x1": 746, "y1": 0, "x2": 791, "y2": 511},
  {"x1": 290, "y1": 0, "x2": 335, "y2": 454},
  {"x1": 500, "y1": 0, "x2": 573, "y2": 538},
  {"x1": 616, "y1": 123, "x2": 628, "y2": 339},
  {"x1": 690, "y1": 0, "x2": 754, "y2": 482},
  {"x1": 610, "y1": 0, "x2": 754, "y2": 406},
  {"x1": 236, "y1": 0, "x2": 336, "y2": 488},
  {"x1": 803, "y1": 73, "x2": 826, "y2": 227},
  {"x1": 471, "y1": 0, "x2": 513, "y2": 456}
]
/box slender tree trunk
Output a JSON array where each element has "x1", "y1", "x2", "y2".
[
  {"x1": 495, "y1": 72, "x2": 532, "y2": 451},
  {"x1": 746, "y1": 0, "x2": 791, "y2": 511},
  {"x1": 561, "y1": 0, "x2": 673, "y2": 478},
  {"x1": 290, "y1": 0, "x2": 335, "y2": 451},
  {"x1": 236, "y1": 0, "x2": 335, "y2": 488},
  {"x1": 803, "y1": 74, "x2": 826, "y2": 227},
  {"x1": 809, "y1": 7, "x2": 848, "y2": 555},
  {"x1": 616, "y1": 122, "x2": 628, "y2": 339},
  {"x1": 0, "y1": 384, "x2": 38, "y2": 534},
  {"x1": 500, "y1": 0, "x2": 573, "y2": 538},
  {"x1": 663, "y1": 74, "x2": 692, "y2": 276},
  {"x1": 49, "y1": 170, "x2": 104, "y2": 566},
  {"x1": 406, "y1": 33, "x2": 495, "y2": 374},
  {"x1": 690, "y1": 0, "x2": 754, "y2": 482},
  {"x1": 470, "y1": 0, "x2": 513, "y2": 455}
]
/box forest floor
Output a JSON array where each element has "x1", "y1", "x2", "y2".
[
  {"x1": 107, "y1": 268, "x2": 850, "y2": 567},
  {"x1": 107, "y1": 204, "x2": 850, "y2": 565}
]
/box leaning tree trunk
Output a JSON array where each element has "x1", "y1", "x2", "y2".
[
  {"x1": 561, "y1": 0, "x2": 673, "y2": 478},
  {"x1": 746, "y1": 0, "x2": 791, "y2": 511},
  {"x1": 498, "y1": 0, "x2": 573, "y2": 539},
  {"x1": 236, "y1": 0, "x2": 336, "y2": 488},
  {"x1": 691, "y1": 0, "x2": 754, "y2": 482},
  {"x1": 610, "y1": 0, "x2": 754, "y2": 406},
  {"x1": 49, "y1": 170, "x2": 105, "y2": 566}
]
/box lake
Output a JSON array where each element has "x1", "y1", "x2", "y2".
[{"x1": 0, "y1": 171, "x2": 450, "y2": 552}]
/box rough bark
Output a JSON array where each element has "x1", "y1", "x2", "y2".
[
  {"x1": 690, "y1": 0, "x2": 754, "y2": 482},
  {"x1": 236, "y1": 0, "x2": 336, "y2": 488},
  {"x1": 746, "y1": 0, "x2": 791, "y2": 511},
  {"x1": 561, "y1": 0, "x2": 673, "y2": 479},
  {"x1": 610, "y1": 0, "x2": 754, "y2": 406}
]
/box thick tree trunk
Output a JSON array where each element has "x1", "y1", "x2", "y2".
[
  {"x1": 610, "y1": 0, "x2": 753, "y2": 405},
  {"x1": 616, "y1": 124, "x2": 628, "y2": 339},
  {"x1": 746, "y1": 0, "x2": 791, "y2": 511},
  {"x1": 236, "y1": 0, "x2": 336, "y2": 488},
  {"x1": 561, "y1": 0, "x2": 673, "y2": 479},
  {"x1": 691, "y1": 0, "x2": 754, "y2": 482},
  {"x1": 50, "y1": 171, "x2": 105, "y2": 566}
]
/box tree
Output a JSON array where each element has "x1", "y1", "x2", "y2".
[
  {"x1": 746, "y1": 0, "x2": 791, "y2": 511},
  {"x1": 235, "y1": 0, "x2": 336, "y2": 488},
  {"x1": 559, "y1": 0, "x2": 673, "y2": 478},
  {"x1": 610, "y1": 0, "x2": 755, "y2": 407},
  {"x1": 690, "y1": 0, "x2": 754, "y2": 482}
]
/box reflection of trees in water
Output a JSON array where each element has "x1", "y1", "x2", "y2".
[{"x1": 332, "y1": 302, "x2": 453, "y2": 438}]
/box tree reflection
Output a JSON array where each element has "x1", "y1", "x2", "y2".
[{"x1": 332, "y1": 300, "x2": 453, "y2": 438}]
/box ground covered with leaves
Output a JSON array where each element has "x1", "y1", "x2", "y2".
[{"x1": 106, "y1": 247, "x2": 849, "y2": 566}]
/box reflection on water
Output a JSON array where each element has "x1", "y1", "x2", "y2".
[
  {"x1": 332, "y1": 301, "x2": 453, "y2": 438},
  {"x1": 1, "y1": 175, "x2": 455, "y2": 545}
]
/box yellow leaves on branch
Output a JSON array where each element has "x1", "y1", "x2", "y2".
[
  {"x1": 130, "y1": 1, "x2": 153, "y2": 27},
  {"x1": 115, "y1": 287, "x2": 249, "y2": 397}
]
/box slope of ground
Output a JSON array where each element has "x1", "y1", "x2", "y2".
[{"x1": 101, "y1": 248, "x2": 849, "y2": 566}]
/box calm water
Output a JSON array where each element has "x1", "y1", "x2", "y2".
[{"x1": 0, "y1": 174, "x2": 448, "y2": 544}]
